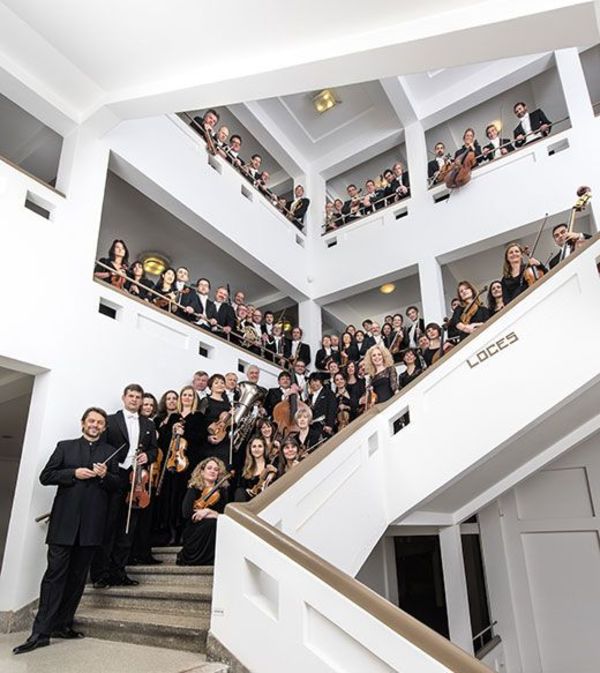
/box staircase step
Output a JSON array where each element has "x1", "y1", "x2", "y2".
[
  {"x1": 74, "y1": 607, "x2": 209, "y2": 652},
  {"x1": 151, "y1": 546, "x2": 182, "y2": 563},
  {"x1": 82, "y1": 583, "x2": 212, "y2": 615},
  {"x1": 127, "y1": 563, "x2": 213, "y2": 585}
]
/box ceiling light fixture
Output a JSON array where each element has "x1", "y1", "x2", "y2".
[
  {"x1": 142, "y1": 253, "x2": 169, "y2": 276},
  {"x1": 313, "y1": 89, "x2": 338, "y2": 114},
  {"x1": 380, "y1": 283, "x2": 396, "y2": 295},
  {"x1": 491, "y1": 119, "x2": 503, "y2": 132}
]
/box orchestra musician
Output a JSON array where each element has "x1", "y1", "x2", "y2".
[
  {"x1": 487, "y1": 280, "x2": 505, "y2": 315},
  {"x1": 345, "y1": 360, "x2": 366, "y2": 402},
  {"x1": 151, "y1": 267, "x2": 177, "y2": 312},
  {"x1": 176, "y1": 457, "x2": 228, "y2": 566},
  {"x1": 277, "y1": 437, "x2": 301, "y2": 476},
  {"x1": 333, "y1": 372, "x2": 360, "y2": 425},
  {"x1": 513, "y1": 101, "x2": 551, "y2": 147},
  {"x1": 195, "y1": 278, "x2": 216, "y2": 329},
  {"x1": 256, "y1": 419, "x2": 280, "y2": 463},
  {"x1": 94, "y1": 239, "x2": 129, "y2": 288},
  {"x1": 225, "y1": 134, "x2": 243, "y2": 167},
  {"x1": 235, "y1": 437, "x2": 276, "y2": 502},
  {"x1": 398, "y1": 348, "x2": 424, "y2": 388},
  {"x1": 390, "y1": 162, "x2": 410, "y2": 200},
  {"x1": 422, "y1": 323, "x2": 448, "y2": 367},
  {"x1": 501, "y1": 242, "x2": 547, "y2": 304},
  {"x1": 363, "y1": 345, "x2": 398, "y2": 404},
  {"x1": 454, "y1": 128, "x2": 483, "y2": 164},
  {"x1": 214, "y1": 125, "x2": 230, "y2": 157},
  {"x1": 264, "y1": 371, "x2": 295, "y2": 417},
  {"x1": 288, "y1": 327, "x2": 311, "y2": 369},
  {"x1": 342, "y1": 184, "x2": 362, "y2": 223},
  {"x1": 448, "y1": 281, "x2": 490, "y2": 341},
  {"x1": 174, "y1": 267, "x2": 202, "y2": 322},
  {"x1": 210, "y1": 286, "x2": 236, "y2": 336},
  {"x1": 361, "y1": 179, "x2": 385, "y2": 215},
  {"x1": 192, "y1": 109, "x2": 219, "y2": 145},
  {"x1": 481, "y1": 123, "x2": 514, "y2": 162},
  {"x1": 340, "y1": 331, "x2": 359, "y2": 364},
  {"x1": 90, "y1": 384, "x2": 158, "y2": 589},
  {"x1": 243, "y1": 154, "x2": 262, "y2": 181},
  {"x1": 265, "y1": 323, "x2": 289, "y2": 366},
  {"x1": 428, "y1": 142, "x2": 449, "y2": 183},
  {"x1": 287, "y1": 184, "x2": 310, "y2": 229},
  {"x1": 307, "y1": 373, "x2": 336, "y2": 438},
  {"x1": 12, "y1": 407, "x2": 120, "y2": 655},
  {"x1": 292, "y1": 360, "x2": 309, "y2": 400},
  {"x1": 125, "y1": 260, "x2": 153, "y2": 301},
  {"x1": 548, "y1": 223, "x2": 592, "y2": 269},
  {"x1": 195, "y1": 374, "x2": 232, "y2": 467},
  {"x1": 406, "y1": 306, "x2": 425, "y2": 348},
  {"x1": 315, "y1": 335, "x2": 340, "y2": 371},
  {"x1": 288, "y1": 407, "x2": 322, "y2": 458}
]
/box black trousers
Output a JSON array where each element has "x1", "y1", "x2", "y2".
[
  {"x1": 90, "y1": 476, "x2": 142, "y2": 581},
  {"x1": 32, "y1": 543, "x2": 96, "y2": 636}
]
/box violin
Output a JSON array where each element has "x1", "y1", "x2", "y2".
[
  {"x1": 521, "y1": 245, "x2": 545, "y2": 287},
  {"x1": 364, "y1": 386, "x2": 377, "y2": 412},
  {"x1": 166, "y1": 426, "x2": 189, "y2": 473},
  {"x1": 149, "y1": 447, "x2": 164, "y2": 489},
  {"x1": 110, "y1": 270, "x2": 127, "y2": 290},
  {"x1": 336, "y1": 405, "x2": 351, "y2": 431},
  {"x1": 126, "y1": 461, "x2": 151, "y2": 509},
  {"x1": 445, "y1": 147, "x2": 477, "y2": 189},
  {"x1": 193, "y1": 472, "x2": 232, "y2": 510},
  {"x1": 460, "y1": 285, "x2": 488, "y2": 325},
  {"x1": 246, "y1": 463, "x2": 278, "y2": 499},
  {"x1": 207, "y1": 411, "x2": 233, "y2": 444}
]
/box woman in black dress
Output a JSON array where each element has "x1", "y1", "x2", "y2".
[
  {"x1": 152, "y1": 267, "x2": 177, "y2": 311},
  {"x1": 288, "y1": 407, "x2": 322, "y2": 458},
  {"x1": 487, "y1": 280, "x2": 505, "y2": 315},
  {"x1": 278, "y1": 438, "x2": 300, "y2": 476},
  {"x1": 398, "y1": 348, "x2": 423, "y2": 388},
  {"x1": 501, "y1": 242, "x2": 546, "y2": 305},
  {"x1": 126, "y1": 260, "x2": 153, "y2": 301},
  {"x1": 449, "y1": 281, "x2": 490, "y2": 341},
  {"x1": 94, "y1": 239, "x2": 129, "y2": 289},
  {"x1": 198, "y1": 374, "x2": 232, "y2": 466},
  {"x1": 235, "y1": 437, "x2": 277, "y2": 501},
  {"x1": 422, "y1": 323, "x2": 452, "y2": 367},
  {"x1": 177, "y1": 457, "x2": 228, "y2": 566},
  {"x1": 340, "y1": 331, "x2": 359, "y2": 365},
  {"x1": 257, "y1": 419, "x2": 280, "y2": 464},
  {"x1": 363, "y1": 344, "x2": 398, "y2": 404},
  {"x1": 333, "y1": 372, "x2": 360, "y2": 425},
  {"x1": 345, "y1": 360, "x2": 366, "y2": 404}
]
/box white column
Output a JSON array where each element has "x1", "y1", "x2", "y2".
[
  {"x1": 418, "y1": 257, "x2": 446, "y2": 325},
  {"x1": 303, "y1": 170, "x2": 326, "y2": 240},
  {"x1": 439, "y1": 525, "x2": 474, "y2": 654},
  {"x1": 554, "y1": 48, "x2": 595, "y2": 129},
  {"x1": 403, "y1": 121, "x2": 429, "y2": 205},
  {"x1": 298, "y1": 299, "x2": 322, "y2": 366}
]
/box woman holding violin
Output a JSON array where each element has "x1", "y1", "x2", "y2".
[
  {"x1": 501, "y1": 242, "x2": 547, "y2": 305},
  {"x1": 176, "y1": 457, "x2": 229, "y2": 566},
  {"x1": 198, "y1": 374, "x2": 232, "y2": 466},
  {"x1": 151, "y1": 267, "x2": 177, "y2": 312},
  {"x1": 126, "y1": 260, "x2": 153, "y2": 301},
  {"x1": 363, "y1": 345, "x2": 398, "y2": 404},
  {"x1": 235, "y1": 437, "x2": 277, "y2": 501},
  {"x1": 340, "y1": 331, "x2": 359, "y2": 364},
  {"x1": 449, "y1": 281, "x2": 490, "y2": 341},
  {"x1": 422, "y1": 323, "x2": 452, "y2": 367},
  {"x1": 333, "y1": 372, "x2": 359, "y2": 427},
  {"x1": 94, "y1": 239, "x2": 129, "y2": 289}
]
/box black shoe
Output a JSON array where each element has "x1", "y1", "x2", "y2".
[
  {"x1": 13, "y1": 634, "x2": 50, "y2": 655},
  {"x1": 114, "y1": 574, "x2": 139, "y2": 586},
  {"x1": 51, "y1": 627, "x2": 85, "y2": 639},
  {"x1": 93, "y1": 576, "x2": 112, "y2": 589}
]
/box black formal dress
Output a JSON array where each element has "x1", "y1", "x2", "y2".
[
  {"x1": 501, "y1": 261, "x2": 547, "y2": 305},
  {"x1": 95, "y1": 258, "x2": 128, "y2": 290},
  {"x1": 32, "y1": 437, "x2": 120, "y2": 637},
  {"x1": 90, "y1": 411, "x2": 158, "y2": 583},
  {"x1": 399, "y1": 366, "x2": 423, "y2": 388},
  {"x1": 449, "y1": 304, "x2": 490, "y2": 342},
  {"x1": 199, "y1": 397, "x2": 232, "y2": 466},
  {"x1": 176, "y1": 487, "x2": 227, "y2": 566},
  {"x1": 370, "y1": 367, "x2": 399, "y2": 404},
  {"x1": 125, "y1": 274, "x2": 153, "y2": 301}
]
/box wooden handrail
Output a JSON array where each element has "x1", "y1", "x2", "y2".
[{"x1": 223, "y1": 232, "x2": 600, "y2": 673}]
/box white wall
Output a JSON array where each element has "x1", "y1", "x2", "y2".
[{"x1": 480, "y1": 433, "x2": 600, "y2": 673}]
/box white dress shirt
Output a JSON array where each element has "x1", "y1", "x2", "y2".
[{"x1": 119, "y1": 410, "x2": 140, "y2": 470}]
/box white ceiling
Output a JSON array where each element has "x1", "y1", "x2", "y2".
[{"x1": 98, "y1": 171, "x2": 282, "y2": 306}]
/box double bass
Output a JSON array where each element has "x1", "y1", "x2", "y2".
[{"x1": 272, "y1": 389, "x2": 311, "y2": 439}]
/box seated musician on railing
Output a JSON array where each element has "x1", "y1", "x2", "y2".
[
  {"x1": 481, "y1": 123, "x2": 514, "y2": 162},
  {"x1": 94, "y1": 239, "x2": 129, "y2": 289},
  {"x1": 448, "y1": 281, "x2": 490, "y2": 341},
  {"x1": 513, "y1": 101, "x2": 551, "y2": 147}
]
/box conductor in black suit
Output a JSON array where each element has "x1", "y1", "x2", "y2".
[
  {"x1": 13, "y1": 407, "x2": 120, "y2": 655},
  {"x1": 91, "y1": 384, "x2": 158, "y2": 588},
  {"x1": 513, "y1": 101, "x2": 551, "y2": 147}
]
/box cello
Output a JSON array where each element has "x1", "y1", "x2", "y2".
[
  {"x1": 445, "y1": 145, "x2": 477, "y2": 189},
  {"x1": 272, "y1": 388, "x2": 311, "y2": 439}
]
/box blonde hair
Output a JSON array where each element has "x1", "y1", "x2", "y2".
[
  {"x1": 294, "y1": 407, "x2": 313, "y2": 423},
  {"x1": 177, "y1": 385, "x2": 198, "y2": 414},
  {"x1": 242, "y1": 436, "x2": 267, "y2": 479},
  {"x1": 188, "y1": 456, "x2": 227, "y2": 489},
  {"x1": 363, "y1": 345, "x2": 395, "y2": 376}
]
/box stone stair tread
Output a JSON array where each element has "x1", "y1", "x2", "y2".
[
  {"x1": 152, "y1": 546, "x2": 182, "y2": 553},
  {"x1": 128, "y1": 564, "x2": 213, "y2": 574},
  {"x1": 76, "y1": 606, "x2": 209, "y2": 631},
  {"x1": 84, "y1": 583, "x2": 212, "y2": 599}
]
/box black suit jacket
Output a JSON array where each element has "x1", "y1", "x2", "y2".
[
  {"x1": 175, "y1": 286, "x2": 202, "y2": 321},
  {"x1": 288, "y1": 197, "x2": 310, "y2": 223},
  {"x1": 548, "y1": 233, "x2": 592, "y2": 269},
  {"x1": 428, "y1": 158, "x2": 444, "y2": 179},
  {"x1": 40, "y1": 437, "x2": 120, "y2": 546},
  {"x1": 197, "y1": 294, "x2": 216, "y2": 323},
  {"x1": 213, "y1": 302, "x2": 237, "y2": 330},
  {"x1": 454, "y1": 142, "x2": 483, "y2": 164},
  {"x1": 309, "y1": 387, "x2": 337, "y2": 429},
  {"x1": 289, "y1": 341, "x2": 311, "y2": 366},
  {"x1": 315, "y1": 348, "x2": 341, "y2": 371},
  {"x1": 355, "y1": 341, "x2": 369, "y2": 359},
  {"x1": 105, "y1": 411, "x2": 158, "y2": 481},
  {"x1": 513, "y1": 109, "x2": 551, "y2": 147},
  {"x1": 264, "y1": 387, "x2": 285, "y2": 416},
  {"x1": 482, "y1": 138, "x2": 514, "y2": 161}
]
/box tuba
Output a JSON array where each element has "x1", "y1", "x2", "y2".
[{"x1": 232, "y1": 382, "x2": 264, "y2": 450}]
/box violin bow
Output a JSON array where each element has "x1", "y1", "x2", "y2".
[{"x1": 526, "y1": 212, "x2": 550, "y2": 263}]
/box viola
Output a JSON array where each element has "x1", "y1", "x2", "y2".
[
  {"x1": 166, "y1": 430, "x2": 189, "y2": 473},
  {"x1": 207, "y1": 411, "x2": 232, "y2": 444}
]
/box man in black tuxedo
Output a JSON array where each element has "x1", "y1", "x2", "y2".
[
  {"x1": 192, "y1": 108, "x2": 219, "y2": 145},
  {"x1": 174, "y1": 267, "x2": 201, "y2": 322},
  {"x1": 307, "y1": 373, "x2": 337, "y2": 437},
  {"x1": 287, "y1": 184, "x2": 310, "y2": 230},
  {"x1": 91, "y1": 384, "x2": 158, "y2": 588},
  {"x1": 288, "y1": 327, "x2": 311, "y2": 368},
  {"x1": 428, "y1": 142, "x2": 448, "y2": 182},
  {"x1": 513, "y1": 101, "x2": 551, "y2": 147},
  {"x1": 13, "y1": 408, "x2": 120, "y2": 655},
  {"x1": 210, "y1": 286, "x2": 237, "y2": 337},
  {"x1": 315, "y1": 335, "x2": 341, "y2": 372},
  {"x1": 481, "y1": 123, "x2": 514, "y2": 161},
  {"x1": 195, "y1": 277, "x2": 216, "y2": 329},
  {"x1": 361, "y1": 179, "x2": 385, "y2": 215},
  {"x1": 354, "y1": 330, "x2": 369, "y2": 360},
  {"x1": 264, "y1": 371, "x2": 294, "y2": 417},
  {"x1": 548, "y1": 223, "x2": 592, "y2": 269},
  {"x1": 265, "y1": 323, "x2": 289, "y2": 366}
]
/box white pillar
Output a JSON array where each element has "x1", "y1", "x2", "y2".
[
  {"x1": 304, "y1": 170, "x2": 326, "y2": 240},
  {"x1": 418, "y1": 257, "x2": 446, "y2": 325},
  {"x1": 554, "y1": 48, "x2": 595, "y2": 129},
  {"x1": 403, "y1": 121, "x2": 429, "y2": 205},
  {"x1": 439, "y1": 525, "x2": 474, "y2": 654},
  {"x1": 298, "y1": 299, "x2": 322, "y2": 366}
]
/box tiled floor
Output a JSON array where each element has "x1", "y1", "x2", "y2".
[{"x1": 0, "y1": 632, "x2": 227, "y2": 673}]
